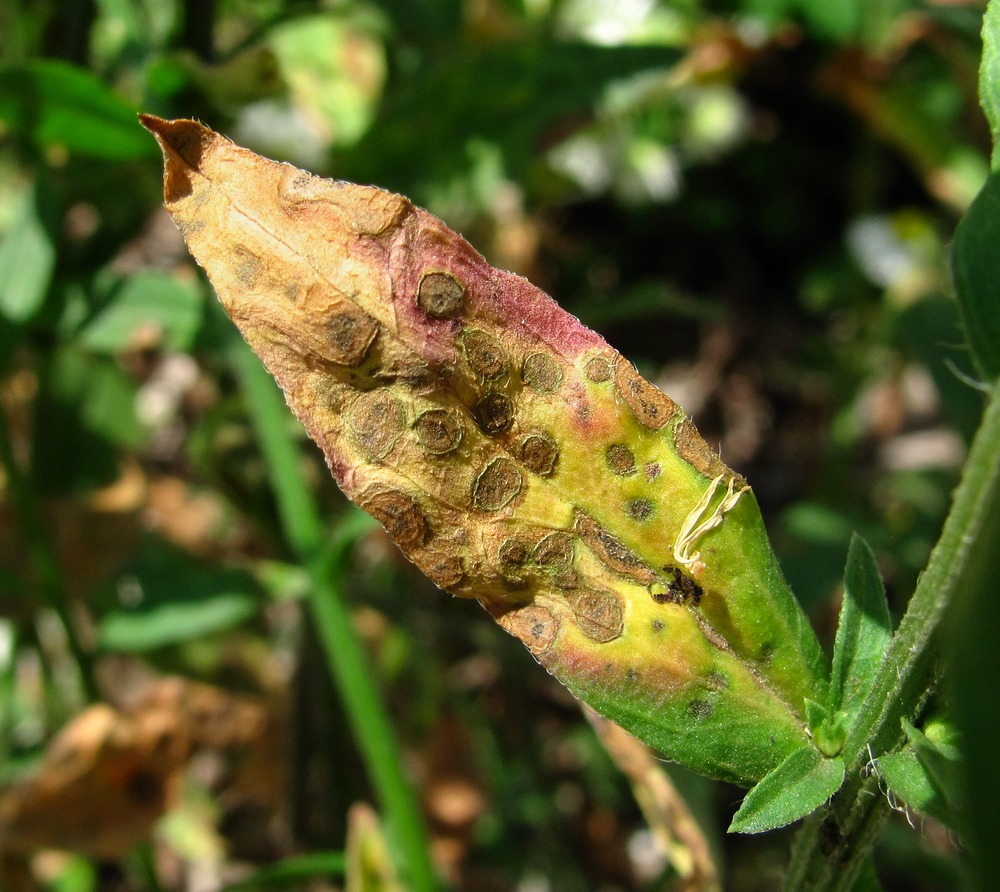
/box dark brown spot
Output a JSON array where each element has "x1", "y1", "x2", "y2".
[
  {"x1": 498, "y1": 537, "x2": 533, "y2": 581},
  {"x1": 573, "y1": 510, "x2": 656, "y2": 585},
  {"x1": 522, "y1": 353, "x2": 563, "y2": 394},
  {"x1": 569, "y1": 588, "x2": 624, "y2": 643},
  {"x1": 645, "y1": 462, "x2": 661, "y2": 480},
  {"x1": 417, "y1": 271, "x2": 465, "y2": 319},
  {"x1": 324, "y1": 304, "x2": 379, "y2": 366},
  {"x1": 626, "y1": 497, "x2": 654, "y2": 521},
  {"x1": 652, "y1": 566, "x2": 704, "y2": 606},
  {"x1": 606, "y1": 443, "x2": 637, "y2": 477},
  {"x1": 520, "y1": 433, "x2": 558, "y2": 476},
  {"x1": 472, "y1": 392, "x2": 514, "y2": 435},
  {"x1": 651, "y1": 619, "x2": 665, "y2": 632},
  {"x1": 360, "y1": 489, "x2": 430, "y2": 552},
  {"x1": 626, "y1": 667, "x2": 640, "y2": 682},
  {"x1": 462, "y1": 330, "x2": 506, "y2": 379},
  {"x1": 417, "y1": 553, "x2": 465, "y2": 589},
  {"x1": 177, "y1": 219, "x2": 205, "y2": 237},
  {"x1": 614, "y1": 358, "x2": 677, "y2": 430},
  {"x1": 499, "y1": 605, "x2": 559, "y2": 655},
  {"x1": 533, "y1": 532, "x2": 574, "y2": 570},
  {"x1": 345, "y1": 391, "x2": 405, "y2": 459},
  {"x1": 552, "y1": 569, "x2": 579, "y2": 589},
  {"x1": 706, "y1": 669, "x2": 729, "y2": 691},
  {"x1": 584, "y1": 355, "x2": 613, "y2": 382},
  {"x1": 473, "y1": 458, "x2": 523, "y2": 511},
  {"x1": 414, "y1": 408, "x2": 463, "y2": 454},
  {"x1": 233, "y1": 247, "x2": 262, "y2": 288},
  {"x1": 688, "y1": 699, "x2": 713, "y2": 721},
  {"x1": 673, "y1": 419, "x2": 733, "y2": 480}
]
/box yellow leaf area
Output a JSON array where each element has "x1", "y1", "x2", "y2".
[{"x1": 142, "y1": 117, "x2": 816, "y2": 785}]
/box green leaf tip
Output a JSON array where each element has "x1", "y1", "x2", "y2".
[{"x1": 729, "y1": 747, "x2": 845, "y2": 834}]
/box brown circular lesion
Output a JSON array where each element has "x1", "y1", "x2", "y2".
[
  {"x1": 359, "y1": 488, "x2": 431, "y2": 552},
  {"x1": 472, "y1": 458, "x2": 523, "y2": 512},
  {"x1": 417, "y1": 271, "x2": 465, "y2": 319},
  {"x1": 413, "y1": 408, "x2": 463, "y2": 454},
  {"x1": 345, "y1": 391, "x2": 405, "y2": 459},
  {"x1": 568, "y1": 588, "x2": 624, "y2": 643},
  {"x1": 532, "y1": 532, "x2": 574, "y2": 570},
  {"x1": 497, "y1": 604, "x2": 560, "y2": 655},
  {"x1": 498, "y1": 536, "x2": 533, "y2": 584},
  {"x1": 520, "y1": 433, "x2": 558, "y2": 476},
  {"x1": 583, "y1": 355, "x2": 613, "y2": 383},
  {"x1": 461, "y1": 330, "x2": 507, "y2": 380},
  {"x1": 605, "y1": 443, "x2": 637, "y2": 477},
  {"x1": 472, "y1": 392, "x2": 514, "y2": 435},
  {"x1": 522, "y1": 352, "x2": 563, "y2": 394},
  {"x1": 626, "y1": 497, "x2": 655, "y2": 522},
  {"x1": 325, "y1": 305, "x2": 380, "y2": 366}
]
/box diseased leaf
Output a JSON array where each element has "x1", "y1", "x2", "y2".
[
  {"x1": 142, "y1": 115, "x2": 825, "y2": 786},
  {"x1": 953, "y1": 170, "x2": 1000, "y2": 382},
  {"x1": 728, "y1": 747, "x2": 845, "y2": 834},
  {"x1": 830, "y1": 534, "x2": 892, "y2": 732}
]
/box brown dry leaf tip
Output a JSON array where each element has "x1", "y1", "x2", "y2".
[{"x1": 141, "y1": 116, "x2": 745, "y2": 651}]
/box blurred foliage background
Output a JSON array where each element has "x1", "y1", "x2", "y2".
[{"x1": 0, "y1": 0, "x2": 991, "y2": 889}]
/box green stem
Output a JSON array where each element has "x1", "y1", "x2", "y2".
[
  {"x1": 231, "y1": 340, "x2": 441, "y2": 892},
  {"x1": 788, "y1": 377, "x2": 1000, "y2": 889},
  {"x1": 0, "y1": 403, "x2": 98, "y2": 702}
]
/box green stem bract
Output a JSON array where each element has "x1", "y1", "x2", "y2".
[
  {"x1": 786, "y1": 377, "x2": 1000, "y2": 889},
  {"x1": 231, "y1": 340, "x2": 442, "y2": 892}
]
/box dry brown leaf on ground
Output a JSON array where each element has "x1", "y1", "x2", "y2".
[{"x1": 0, "y1": 678, "x2": 280, "y2": 861}]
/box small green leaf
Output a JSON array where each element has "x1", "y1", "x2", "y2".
[
  {"x1": 76, "y1": 271, "x2": 204, "y2": 353},
  {"x1": 99, "y1": 539, "x2": 260, "y2": 651},
  {"x1": 217, "y1": 852, "x2": 346, "y2": 891},
  {"x1": 829, "y1": 534, "x2": 892, "y2": 730},
  {"x1": 981, "y1": 0, "x2": 1000, "y2": 168},
  {"x1": 0, "y1": 185, "x2": 55, "y2": 323},
  {"x1": 953, "y1": 170, "x2": 1000, "y2": 381},
  {"x1": 729, "y1": 747, "x2": 845, "y2": 834},
  {"x1": 0, "y1": 60, "x2": 153, "y2": 160},
  {"x1": 874, "y1": 716, "x2": 963, "y2": 832}
]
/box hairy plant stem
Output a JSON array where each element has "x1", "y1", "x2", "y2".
[
  {"x1": 230, "y1": 339, "x2": 442, "y2": 892},
  {"x1": 0, "y1": 402, "x2": 97, "y2": 702},
  {"x1": 787, "y1": 376, "x2": 1000, "y2": 889}
]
